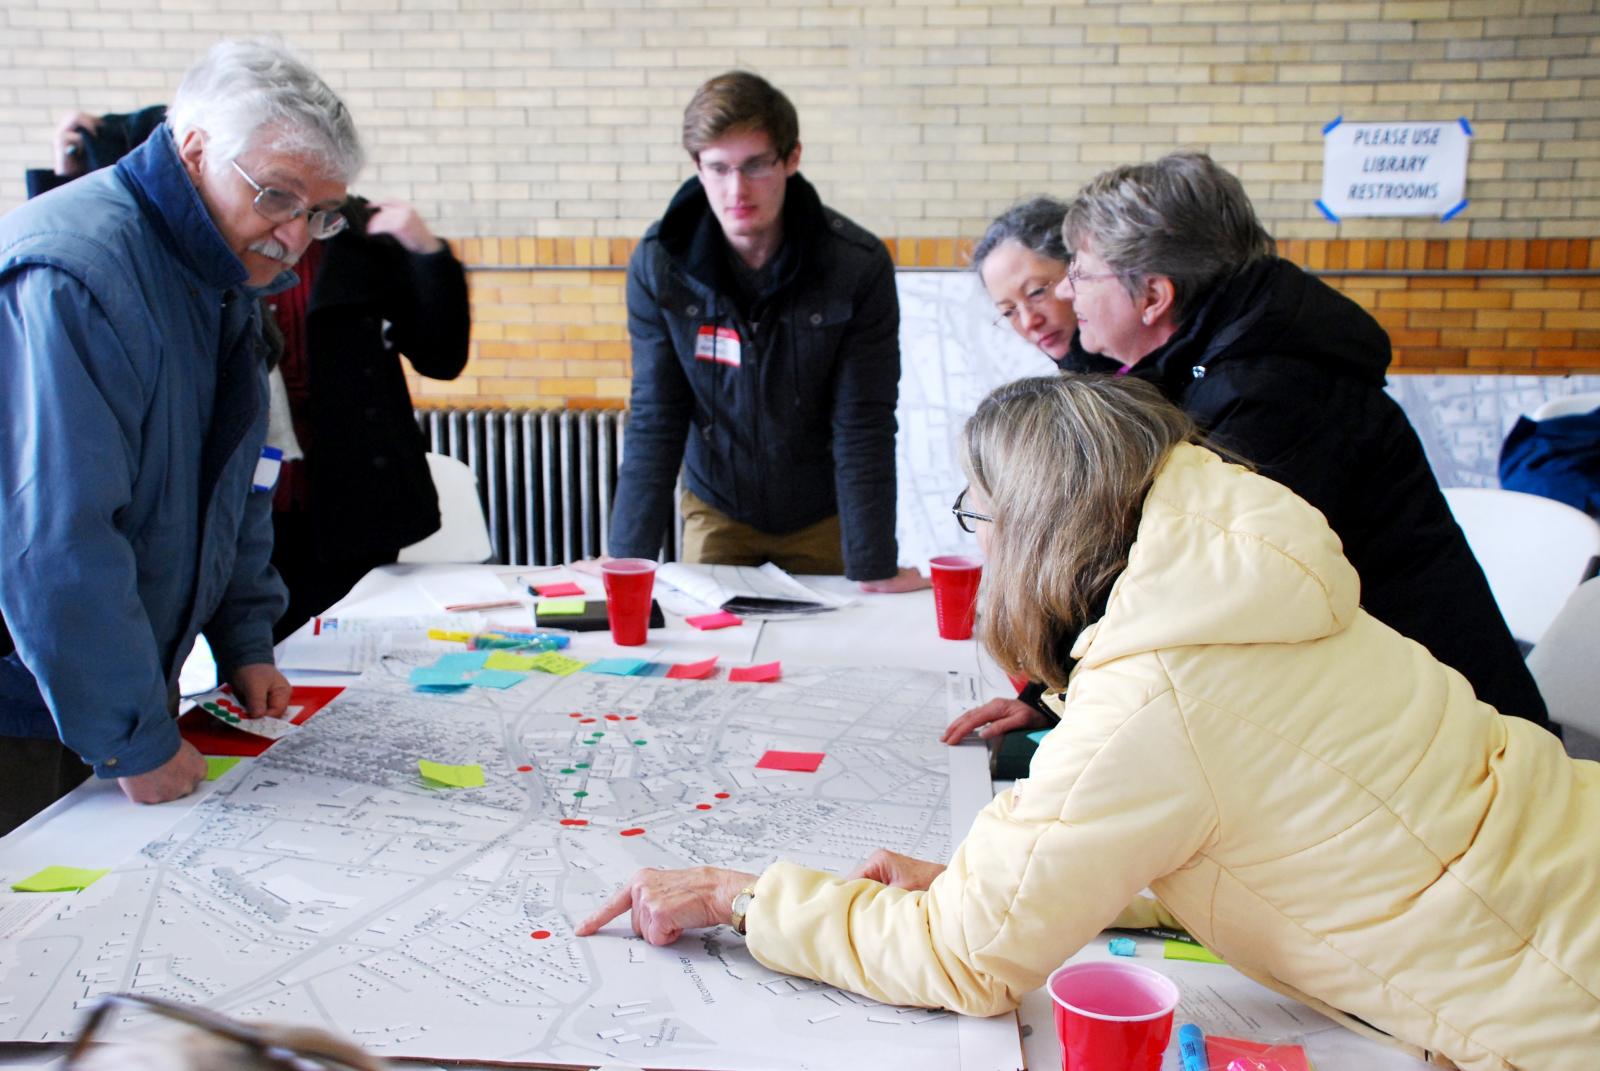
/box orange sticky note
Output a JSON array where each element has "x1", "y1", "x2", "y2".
[
  {"x1": 729, "y1": 661, "x2": 780, "y2": 683},
  {"x1": 687, "y1": 610, "x2": 741, "y2": 630},
  {"x1": 667, "y1": 657, "x2": 718, "y2": 680},
  {"x1": 756, "y1": 749, "x2": 824, "y2": 773}
]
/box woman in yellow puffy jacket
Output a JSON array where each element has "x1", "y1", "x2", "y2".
[{"x1": 579, "y1": 374, "x2": 1600, "y2": 1071}]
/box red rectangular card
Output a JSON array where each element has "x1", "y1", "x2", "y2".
[
  {"x1": 686, "y1": 610, "x2": 741, "y2": 630},
  {"x1": 756, "y1": 749, "x2": 824, "y2": 773},
  {"x1": 729, "y1": 661, "x2": 780, "y2": 683},
  {"x1": 667, "y1": 657, "x2": 718, "y2": 680},
  {"x1": 534, "y1": 581, "x2": 585, "y2": 597},
  {"x1": 178, "y1": 685, "x2": 343, "y2": 757}
]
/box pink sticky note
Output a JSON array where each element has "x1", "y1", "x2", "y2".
[
  {"x1": 535, "y1": 581, "x2": 585, "y2": 597},
  {"x1": 729, "y1": 661, "x2": 781, "y2": 683},
  {"x1": 756, "y1": 749, "x2": 825, "y2": 773},
  {"x1": 667, "y1": 657, "x2": 718, "y2": 680},
  {"x1": 687, "y1": 610, "x2": 742, "y2": 631}
]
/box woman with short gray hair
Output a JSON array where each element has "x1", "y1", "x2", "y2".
[
  {"x1": 1039, "y1": 150, "x2": 1551, "y2": 734},
  {"x1": 970, "y1": 196, "x2": 1077, "y2": 366}
]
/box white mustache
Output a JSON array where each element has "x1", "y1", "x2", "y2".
[{"x1": 247, "y1": 238, "x2": 302, "y2": 268}]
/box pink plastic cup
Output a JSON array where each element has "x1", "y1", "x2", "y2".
[
  {"x1": 928, "y1": 555, "x2": 983, "y2": 640},
  {"x1": 1047, "y1": 961, "x2": 1180, "y2": 1071},
  {"x1": 600, "y1": 558, "x2": 657, "y2": 646}
]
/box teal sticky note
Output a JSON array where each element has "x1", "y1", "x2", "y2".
[
  {"x1": 434, "y1": 651, "x2": 491, "y2": 672},
  {"x1": 411, "y1": 666, "x2": 471, "y2": 687},
  {"x1": 584, "y1": 658, "x2": 651, "y2": 677},
  {"x1": 416, "y1": 683, "x2": 471, "y2": 694},
  {"x1": 536, "y1": 597, "x2": 586, "y2": 616},
  {"x1": 470, "y1": 669, "x2": 527, "y2": 690},
  {"x1": 1026, "y1": 729, "x2": 1051, "y2": 745}
]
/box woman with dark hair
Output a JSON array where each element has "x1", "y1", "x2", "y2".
[
  {"x1": 971, "y1": 196, "x2": 1077, "y2": 367},
  {"x1": 580, "y1": 374, "x2": 1600, "y2": 1071},
  {"x1": 947, "y1": 152, "x2": 1550, "y2": 745}
]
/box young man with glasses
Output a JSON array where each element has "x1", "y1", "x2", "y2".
[
  {"x1": 604, "y1": 71, "x2": 925, "y2": 593},
  {"x1": 0, "y1": 40, "x2": 364, "y2": 832}
]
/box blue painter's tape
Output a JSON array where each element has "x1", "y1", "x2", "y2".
[
  {"x1": 1441, "y1": 199, "x2": 1468, "y2": 222},
  {"x1": 1322, "y1": 115, "x2": 1343, "y2": 135},
  {"x1": 1315, "y1": 199, "x2": 1340, "y2": 223},
  {"x1": 1459, "y1": 117, "x2": 1474, "y2": 137}
]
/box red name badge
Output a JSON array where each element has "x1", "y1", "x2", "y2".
[{"x1": 694, "y1": 325, "x2": 742, "y2": 367}]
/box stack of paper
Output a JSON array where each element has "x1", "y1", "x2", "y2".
[{"x1": 655, "y1": 563, "x2": 852, "y2": 617}]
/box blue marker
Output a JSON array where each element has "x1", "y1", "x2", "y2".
[{"x1": 1178, "y1": 1023, "x2": 1206, "y2": 1071}]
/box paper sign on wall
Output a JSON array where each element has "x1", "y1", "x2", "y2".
[{"x1": 1318, "y1": 117, "x2": 1471, "y2": 222}]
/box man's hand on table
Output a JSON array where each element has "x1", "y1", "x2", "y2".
[
  {"x1": 848, "y1": 848, "x2": 946, "y2": 891},
  {"x1": 576, "y1": 865, "x2": 759, "y2": 946},
  {"x1": 858, "y1": 566, "x2": 931, "y2": 594},
  {"x1": 118, "y1": 739, "x2": 208, "y2": 804},
  {"x1": 229, "y1": 663, "x2": 292, "y2": 719},
  {"x1": 941, "y1": 697, "x2": 1049, "y2": 745}
]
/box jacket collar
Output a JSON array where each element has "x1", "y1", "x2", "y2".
[
  {"x1": 115, "y1": 123, "x2": 250, "y2": 292},
  {"x1": 655, "y1": 171, "x2": 825, "y2": 301}
]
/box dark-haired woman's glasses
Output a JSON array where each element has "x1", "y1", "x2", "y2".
[{"x1": 951, "y1": 488, "x2": 993, "y2": 534}]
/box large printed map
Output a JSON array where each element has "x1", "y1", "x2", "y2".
[{"x1": 0, "y1": 658, "x2": 1017, "y2": 1070}]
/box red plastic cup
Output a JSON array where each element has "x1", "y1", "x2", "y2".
[
  {"x1": 928, "y1": 555, "x2": 983, "y2": 640},
  {"x1": 600, "y1": 558, "x2": 657, "y2": 646},
  {"x1": 1047, "y1": 961, "x2": 1179, "y2": 1071}
]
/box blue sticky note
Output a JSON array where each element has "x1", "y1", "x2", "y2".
[
  {"x1": 1026, "y1": 729, "x2": 1051, "y2": 745},
  {"x1": 411, "y1": 666, "x2": 472, "y2": 687},
  {"x1": 583, "y1": 657, "x2": 651, "y2": 677},
  {"x1": 434, "y1": 651, "x2": 491, "y2": 673},
  {"x1": 469, "y1": 669, "x2": 527, "y2": 690}
]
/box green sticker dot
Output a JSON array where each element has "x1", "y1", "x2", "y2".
[
  {"x1": 576, "y1": 763, "x2": 590, "y2": 769},
  {"x1": 573, "y1": 790, "x2": 588, "y2": 798},
  {"x1": 633, "y1": 740, "x2": 647, "y2": 746},
  {"x1": 581, "y1": 740, "x2": 596, "y2": 746},
  {"x1": 590, "y1": 731, "x2": 604, "y2": 737},
  {"x1": 559, "y1": 767, "x2": 575, "y2": 774}
]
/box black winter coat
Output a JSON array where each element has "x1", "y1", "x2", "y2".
[
  {"x1": 300, "y1": 200, "x2": 471, "y2": 562},
  {"x1": 1065, "y1": 257, "x2": 1551, "y2": 728},
  {"x1": 608, "y1": 174, "x2": 902, "y2": 580}
]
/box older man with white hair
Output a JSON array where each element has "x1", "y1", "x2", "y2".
[{"x1": 0, "y1": 39, "x2": 364, "y2": 832}]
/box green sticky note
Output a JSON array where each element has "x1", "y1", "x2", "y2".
[
  {"x1": 483, "y1": 651, "x2": 538, "y2": 672},
  {"x1": 528, "y1": 652, "x2": 586, "y2": 676},
  {"x1": 1164, "y1": 939, "x2": 1226, "y2": 965},
  {"x1": 536, "y1": 597, "x2": 586, "y2": 616},
  {"x1": 417, "y1": 760, "x2": 486, "y2": 789},
  {"x1": 12, "y1": 865, "x2": 110, "y2": 893},
  {"x1": 205, "y1": 756, "x2": 242, "y2": 781}
]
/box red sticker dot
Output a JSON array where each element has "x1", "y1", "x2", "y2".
[
  {"x1": 624, "y1": 715, "x2": 638, "y2": 721},
  {"x1": 559, "y1": 818, "x2": 589, "y2": 827},
  {"x1": 714, "y1": 792, "x2": 731, "y2": 799},
  {"x1": 579, "y1": 718, "x2": 597, "y2": 724},
  {"x1": 605, "y1": 714, "x2": 621, "y2": 721},
  {"x1": 620, "y1": 828, "x2": 645, "y2": 837},
  {"x1": 569, "y1": 713, "x2": 582, "y2": 719},
  {"x1": 516, "y1": 765, "x2": 533, "y2": 772},
  {"x1": 696, "y1": 803, "x2": 712, "y2": 811},
  {"x1": 530, "y1": 930, "x2": 551, "y2": 940}
]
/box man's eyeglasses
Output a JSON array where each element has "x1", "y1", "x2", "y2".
[
  {"x1": 1063, "y1": 256, "x2": 1120, "y2": 291},
  {"x1": 951, "y1": 488, "x2": 993, "y2": 534},
  {"x1": 65, "y1": 992, "x2": 376, "y2": 1071},
  {"x1": 232, "y1": 160, "x2": 348, "y2": 240},
  {"x1": 991, "y1": 278, "x2": 1066, "y2": 329},
  {"x1": 699, "y1": 153, "x2": 783, "y2": 182}
]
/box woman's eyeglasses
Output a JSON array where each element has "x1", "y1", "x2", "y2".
[
  {"x1": 990, "y1": 278, "x2": 1065, "y2": 329},
  {"x1": 951, "y1": 488, "x2": 993, "y2": 534}
]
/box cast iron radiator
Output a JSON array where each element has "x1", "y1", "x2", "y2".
[{"x1": 414, "y1": 407, "x2": 680, "y2": 567}]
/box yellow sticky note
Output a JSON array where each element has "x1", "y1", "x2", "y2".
[
  {"x1": 426, "y1": 629, "x2": 474, "y2": 643},
  {"x1": 528, "y1": 652, "x2": 586, "y2": 676},
  {"x1": 536, "y1": 597, "x2": 585, "y2": 616},
  {"x1": 1164, "y1": 939, "x2": 1226, "y2": 965},
  {"x1": 11, "y1": 865, "x2": 110, "y2": 893},
  {"x1": 205, "y1": 756, "x2": 242, "y2": 781},
  {"x1": 483, "y1": 651, "x2": 538, "y2": 672},
  {"x1": 417, "y1": 760, "x2": 485, "y2": 789}
]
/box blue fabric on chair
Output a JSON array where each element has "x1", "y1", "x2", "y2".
[{"x1": 1499, "y1": 407, "x2": 1600, "y2": 520}]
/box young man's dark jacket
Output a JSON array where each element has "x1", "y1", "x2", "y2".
[
  {"x1": 298, "y1": 196, "x2": 470, "y2": 563},
  {"x1": 608, "y1": 173, "x2": 902, "y2": 581},
  {"x1": 1060, "y1": 256, "x2": 1551, "y2": 730}
]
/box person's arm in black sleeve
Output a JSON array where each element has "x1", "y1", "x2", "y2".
[
  {"x1": 608, "y1": 242, "x2": 694, "y2": 561},
  {"x1": 364, "y1": 200, "x2": 470, "y2": 381},
  {"x1": 829, "y1": 244, "x2": 902, "y2": 582}
]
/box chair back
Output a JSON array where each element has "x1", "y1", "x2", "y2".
[
  {"x1": 1531, "y1": 391, "x2": 1600, "y2": 422},
  {"x1": 1527, "y1": 577, "x2": 1600, "y2": 738},
  {"x1": 1443, "y1": 487, "x2": 1600, "y2": 646},
  {"x1": 397, "y1": 453, "x2": 493, "y2": 563}
]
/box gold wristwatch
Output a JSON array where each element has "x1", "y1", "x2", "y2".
[{"x1": 730, "y1": 886, "x2": 757, "y2": 936}]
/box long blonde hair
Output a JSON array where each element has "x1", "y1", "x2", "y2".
[{"x1": 962, "y1": 374, "x2": 1197, "y2": 690}]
